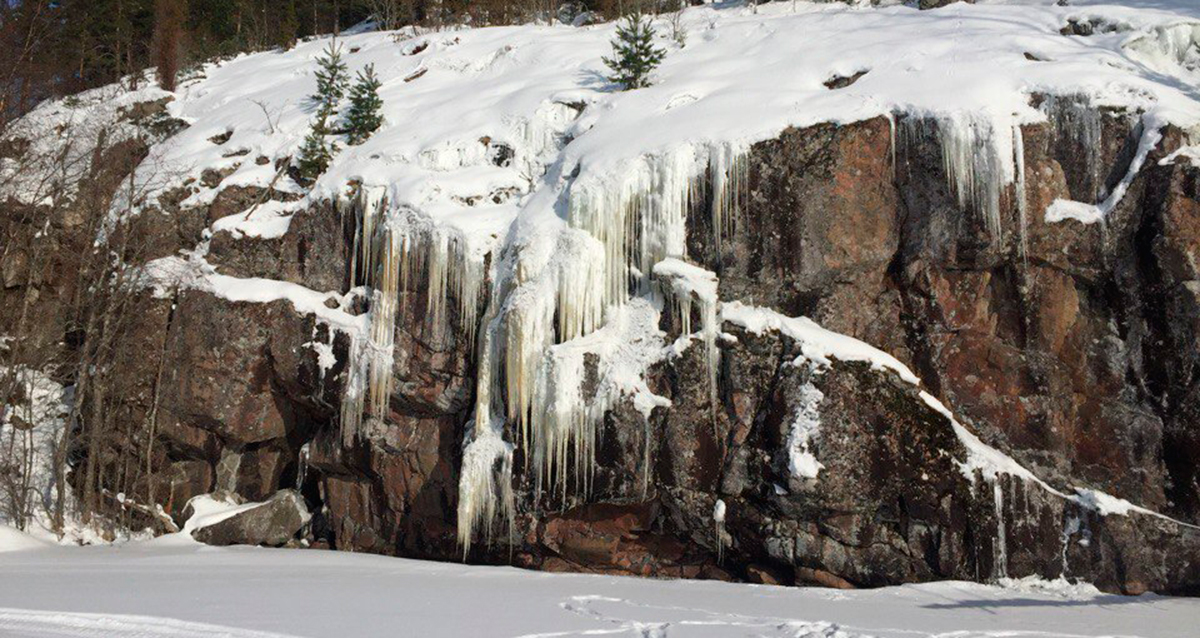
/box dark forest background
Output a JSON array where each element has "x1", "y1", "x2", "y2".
[{"x1": 0, "y1": 0, "x2": 634, "y2": 128}]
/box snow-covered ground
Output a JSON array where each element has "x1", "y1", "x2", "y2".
[{"x1": 0, "y1": 530, "x2": 1197, "y2": 638}]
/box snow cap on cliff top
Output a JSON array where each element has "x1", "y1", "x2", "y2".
[{"x1": 7, "y1": 0, "x2": 1193, "y2": 250}]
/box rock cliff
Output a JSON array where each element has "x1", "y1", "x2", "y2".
[{"x1": 3, "y1": 0, "x2": 1200, "y2": 595}]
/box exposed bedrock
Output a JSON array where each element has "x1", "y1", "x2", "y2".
[{"x1": 8, "y1": 98, "x2": 1200, "y2": 593}]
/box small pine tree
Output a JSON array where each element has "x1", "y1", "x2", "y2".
[
  {"x1": 602, "y1": 13, "x2": 666, "y2": 91},
  {"x1": 296, "y1": 115, "x2": 337, "y2": 181},
  {"x1": 311, "y1": 41, "x2": 349, "y2": 119},
  {"x1": 295, "y1": 41, "x2": 350, "y2": 181},
  {"x1": 345, "y1": 64, "x2": 385, "y2": 145}
]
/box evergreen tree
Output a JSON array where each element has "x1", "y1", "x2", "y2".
[
  {"x1": 153, "y1": 0, "x2": 187, "y2": 92},
  {"x1": 295, "y1": 40, "x2": 348, "y2": 181},
  {"x1": 310, "y1": 40, "x2": 349, "y2": 118},
  {"x1": 344, "y1": 64, "x2": 384, "y2": 145},
  {"x1": 602, "y1": 12, "x2": 665, "y2": 91},
  {"x1": 276, "y1": 0, "x2": 301, "y2": 50},
  {"x1": 295, "y1": 114, "x2": 336, "y2": 180}
]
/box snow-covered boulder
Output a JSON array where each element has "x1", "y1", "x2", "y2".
[{"x1": 187, "y1": 491, "x2": 311, "y2": 547}]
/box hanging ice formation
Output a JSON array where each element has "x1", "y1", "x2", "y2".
[
  {"x1": 1040, "y1": 94, "x2": 1165, "y2": 225},
  {"x1": 1013, "y1": 124, "x2": 1028, "y2": 261},
  {"x1": 714, "y1": 499, "x2": 727, "y2": 563},
  {"x1": 900, "y1": 112, "x2": 1019, "y2": 241},
  {"x1": 993, "y1": 478, "x2": 1009, "y2": 580},
  {"x1": 1041, "y1": 95, "x2": 1105, "y2": 202},
  {"x1": 456, "y1": 141, "x2": 749, "y2": 552},
  {"x1": 653, "y1": 257, "x2": 720, "y2": 400},
  {"x1": 338, "y1": 189, "x2": 487, "y2": 444},
  {"x1": 567, "y1": 143, "x2": 747, "y2": 309}
]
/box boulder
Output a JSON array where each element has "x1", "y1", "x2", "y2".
[{"x1": 190, "y1": 490, "x2": 311, "y2": 547}]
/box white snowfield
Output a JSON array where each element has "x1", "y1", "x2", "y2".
[{"x1": 0, "y1": 532, "x2": 1197, "y2": 638}]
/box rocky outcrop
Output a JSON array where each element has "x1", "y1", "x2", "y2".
[{"x1": 5, "y1": 92, "x2": 1200, "y2": 594}]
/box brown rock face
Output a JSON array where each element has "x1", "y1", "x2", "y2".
[{"x1": 683, "y1": 111, "x2": 1197, "y2": 525}]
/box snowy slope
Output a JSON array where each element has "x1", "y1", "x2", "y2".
[
  {"x1": 84, "y1": 0, "x2": 1200, "y2": 245},
  {"x1": 0, "y1": 536, "x2": 1198, "y2": 638}
]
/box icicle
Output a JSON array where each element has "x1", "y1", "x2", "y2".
[
  {"x1": 457, "y1": 427, "x2": 515, "y2": 556},
  {"x1": 713, "y1": 499, "x2": 727, "y2": 563},
  {"x1": 504, "y1": 278, "x2": 558, "y2": 453},
  {"x1": 1013, "y1": 123, "x2": 1028, "y2": 263},
  {"x1": 887, "y1": 111, "x2": 898, "y2": 182},
  {"x1": 342, "y1": 192, "x2": 490, "y2": 441},
  {"x1": 530, "y1": 343, "x2": 601, "y2": 501},
  {"x1": 1041, "y1": 95, "x2": 1105, "y2": 202},
  {"x1": 458, "y1": 277, "x2": 516, "y2": 555},
  {"x1": 937, "y1": 113, "x2": 1014, "y2": 240},
  {"x1": 709, "y1": 143, "x2": 749, "y2": 254},
  {"x1": 567, "y1": 142, "x2": 747, "y2": 311},
  {"x1": 653, "y1": 258, "x2": 719, "y2": 402},
  {"x1": 339, "y1": 329, "x2": 368, "y2": 445},
  {"x1": 296, "y1": 443, "x2": 310, "y2": 490},
  {"x1": 642, "y1": 417, "x2": 653, "y2": 499},
  {"x1": 340, "y1": 189, "x2": 392, "y2": 442},
  {"x1": 365, "y1": 215, "x2": 411, "y2": 421},
  {"x1": 993, "y1": 478, "x2": 1009, "y2": 581},
  {"x1": 1060, "y1": 514, "x2": 1081, "y2": 578}
]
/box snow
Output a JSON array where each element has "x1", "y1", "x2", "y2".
[
  {"x1": 0, "y1": 85, "x2": 173, "y2": 206},
  {"x1": 787, "y1": 379, "x2": 826, "y2": 480},
  {"x1": 918, "y1": 391, "x2": 1044, "y2": 485},
  {"x1": 997, "y1": 575, "x2": 1103, "y2": 599},
  {"x1": 1072, "y1": 487, "x2": 1157, "y2": 516},
  {"x1": 210, "y1": 200, "x2": 301, "y2": 239},
  {"x1": 1161, "y1": 144, "x2": 1200, "y2": 167},
  {"x1": 1045, "y1": 198, "x2": 1106, "y2": 224},
  {"x1": 722, "y1": 301, "x2": 921, "y2": 384},
  {"x1": 144, "y1": 256, "x2": 366, "y2": 334},
  {"x1": 0, "y1": 526, "x2": 51, "y2": 553},
  {"x1": 0, "y1": 368, "x2": 119, "y2": 546},
  {"x1": 0, "y1": 539, "x2": 1198, "y2": 637},
  {"x1": 178, "y1": 494, "x2": 264, "y2": 536},
  {"x1": 0, "y1": 368, "x2": 70, "y2": 531},
  {"x1": 12, "y1": 0, "x2": 1191, "y2": 250}
]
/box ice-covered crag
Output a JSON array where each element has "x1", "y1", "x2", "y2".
[{"x1": 4, "y1": 0, "x2": 1200, "y2": 593}]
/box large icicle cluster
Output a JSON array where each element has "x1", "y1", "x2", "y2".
[
  {"x1": 566, "y1": 143, "x2": 747, "y2": 309},
  {"x1": 339, "y1": 190, "x2": 487, "y2": 442},
  {"x1": 456, "y1": 143, "x2": 748, "y2": 550},
  {"x1": 901, "y1": 113, "x2": 1018, "y2": 240}
]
